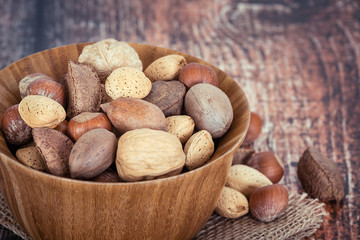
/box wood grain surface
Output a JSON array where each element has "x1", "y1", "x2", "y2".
[{"x1": 0, "y1": 0, "x2": 359, "y2": 239}]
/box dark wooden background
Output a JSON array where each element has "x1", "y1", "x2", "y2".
[{"x1": 0, "y1": 0, "x2": 359, "y2": 239}]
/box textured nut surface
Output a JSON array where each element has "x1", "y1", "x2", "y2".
[
  {"x1": 179, "y1": 62, "x2": 219, "y2": 88},
  {"x1": 144, "y1": 54, "x2": 186, "y2": 82},
  {"x1": 69, "y1": 128, "x2": 117, "y2": 179},
  {"x1": 297, "y1": 147, "x2": 345, "y2": 202},
  {"x1": 116, "y1": 128, "x2": 185, "y2": 181},
  {"x1": 226, "y1": 164, "x2": 273, "y2": 197},
  {"x1": 0, "y1": 104, "x2": 32, "y2": 145},
  {"x1": 249, "y1": 184, "x2": 289, "y2": 222},
  {"x1": 166, "y1": 115, "x2": 195, "y2": 144},
  {"x1": 78, "y1": 38, "x2": 142, "y2": 81},
  {"x1": 19, "y1": 73, "x2": 54, "y2": 99},
  {"x1": 105, "y1": 67, "x2": 151, "y2": 99},
  {"x1": 101, "y1": 98, "x2": 167, "y2": 134},
  {"x1": 25, "y1": 78, "x2": 66, "y2": 107},
  {"x1": 143, "y1": 80, "x2": 186, "y2": 116},
  {"x1": 184, "y1": 130, "x2": 214, "y2": 170},
  {"x1": 65, "y1": 60, "x2": 102, "y2": 118},
  {"x1": 215, "y1": 187, "x2": 249, "y2": 219},
  {"x1": 16, "y1": 146, "x2": 45, "y2": 171},
  {"x1": 185, "y1": 83, "x2": 233, "y2": 138},
  {"x1": 67, "y1": 112, "x2": 112, "y2": 141},
  {"x1": 18, "y1": 95, "x2": 66, "y2": 128},
  {"x1": 32, "y1": 127, "x2": 74, "y2": 177}
]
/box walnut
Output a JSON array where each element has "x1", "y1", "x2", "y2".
[{"x1": 78, "y1": 38, "x2": 143, "y2": 82}]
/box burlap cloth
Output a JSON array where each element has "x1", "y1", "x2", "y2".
[{"x1": 0, "y1": 191, "x2": 327, "y2": 240}]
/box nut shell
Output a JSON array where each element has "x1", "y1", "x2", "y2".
[
  {"x1": 105, "y1": 67, "x2": 152, "y2": 99},
  {"x1": 16, "y1": 146, "x2": 45, "y2": 171},
  {"x1": 185, "y1": 83, "x2": 233, "y2": 138},
  {"x1": 25, "y1": 78, "x2": 66, "y2": 107},
  {"x1": 116, "y1": 128, "x2": 185, "y2": 181},
  {"x1": 247, "y1": 151, "x2": 284, "y2": 184},
  {"x1": 166, "y1": 115, "x2": 195, "y2": 144},
  {"x1": 78, "y1": 38, "x2": 143, "y2": 81},
  {"x1": 215, "y1": 186, "x2": 249, "y2": 218},
  {"x1": 184, "y1": 130, "x2": 214, "y2": 170},
  {"x1": 19, "y1": 73, "x2": 54, "y2": 99},
  {"x1": 242, "y1": 112, "x2": 262, "y2": 146},
  {"x1": 32, "y1": 127, "x2": 74, "y2": 177},
  {"x1": 65, "y1": 60, "x2": 102, "y2": 119},
  {"x1": 18, "y1": 95, "x2": 66, "y2": 128},
  {"x1": 297, "y1": 147, "x2": 345, "y2": 202},
  {"x1": 144, "y1": 54, "x2": 186, "y2": 82},
  {"x1": 101, "y1": 98, "x2": 167, "y2": 134},
  {"x1": 69, "y1": 128, "x2": 117, "y2": 179},
  {"x1": 0, "y1": 104, "x2": 32, "y2": 145},
  {"x1": 144, "y1": 80, "x2": 186, "y2": 117},
  {"x1": 67, "y1": 112, "x2": 112, "y2": 141},
  {"x1": 226, "y1": 164, "x2": 272, "y2": 197},
  {"x1": 179, "y1": 62, "x2": 219, "y2": 88},
  {"x1": 249, "y1": 184, "x2": 289, "y2": 222}
]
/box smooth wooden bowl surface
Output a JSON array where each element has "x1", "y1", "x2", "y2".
[{"x1": 0, "y1": 43, "x2": 250, "y2": 240}]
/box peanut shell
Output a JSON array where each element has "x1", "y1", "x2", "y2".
[
  {"x1": 184, "y1": 130, "x2": 214, "y2": 170},
  {"x1": 105, "y1": 67, "x2": 151, "y2": 99},
  {"x1": 18, "y1": 95, "x2": 66, "y2": 128},
  {"x1": 144, "y1": 54, "x2": 186, "y2": 82}
]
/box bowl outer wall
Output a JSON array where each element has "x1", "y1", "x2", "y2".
[{"x1": 0, "y1": 42, "x2": 250, "y2": 240}]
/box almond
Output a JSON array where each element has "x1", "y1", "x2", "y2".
[
  {"x1": 105, "y1": 67, "x2": 152, "y2": 99},
  {"x1": 166, "y1": 115, "x2": 195, "y2": 144},
  {"x1": 144, "y1": 54, "x2": 187, "y2": 82},
  {"x1": 184, "y1": 130, "x2": 214, "y2": 170},
  {"x1": 18, "y1": 95, "x2": 66, "y2": 128}
]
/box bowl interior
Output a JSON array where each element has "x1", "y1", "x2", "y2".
[{"x1": 0, "y1": 42, "x2": 250, "y2": 240}]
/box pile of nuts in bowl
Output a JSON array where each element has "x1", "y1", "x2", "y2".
[{"x1": 0, "y1": 38, "x2": 234, "y2": 183}]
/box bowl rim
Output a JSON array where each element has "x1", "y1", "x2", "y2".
[{"x1": 0, "y1": 42, "x2": 250, "y2": 186}]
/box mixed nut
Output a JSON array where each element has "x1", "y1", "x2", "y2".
[
  {"x1": 0, "y1": 38, "x2": 345, "y2": 225},
  {"x1": 217, "y1": 109, "x2": 344, "y2": 222},
  {"x1": 0, "y1": 38, "x2": 234, "y2": 183}
]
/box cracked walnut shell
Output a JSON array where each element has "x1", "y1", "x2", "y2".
[{"x1": 78, "y1": 38, "x2": 143, "y2": 81}]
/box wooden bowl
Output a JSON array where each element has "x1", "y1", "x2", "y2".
[{"x1": 0, "y1": 43, "x2": 250, "y2": 240}]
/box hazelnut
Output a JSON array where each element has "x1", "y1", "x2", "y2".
[
  {"x1": 242, "y1": 112, "x2": 262, "y2": 146},
  {"x1": 179, "y1": 62, "x2": 219, "y2": 88},
  {"x1": 249, "y1": 184, "x2": 289, "y2": 222},
  {"x1": 18, "y1": 73, "x2": 54, "y2": 99},
  {"x1": 54, "y1": 119, "x2": 68, "y2": 135},
  {"x1": 246, "y1": 151, "x2": 284, "y2": 183},
  {"x1": 0, "y1": 104, "x2": 32, "y2": 145},
  {"x1": 67, "y1": 112, "x2": 112, "y2": 141},
  {"x1": 25, "y1": 78, "x2": 66, "y2": 107}
]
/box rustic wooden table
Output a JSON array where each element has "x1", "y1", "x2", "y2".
[{"x1": 0, "y1": 0, "x2": 359, "y2": 239}]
